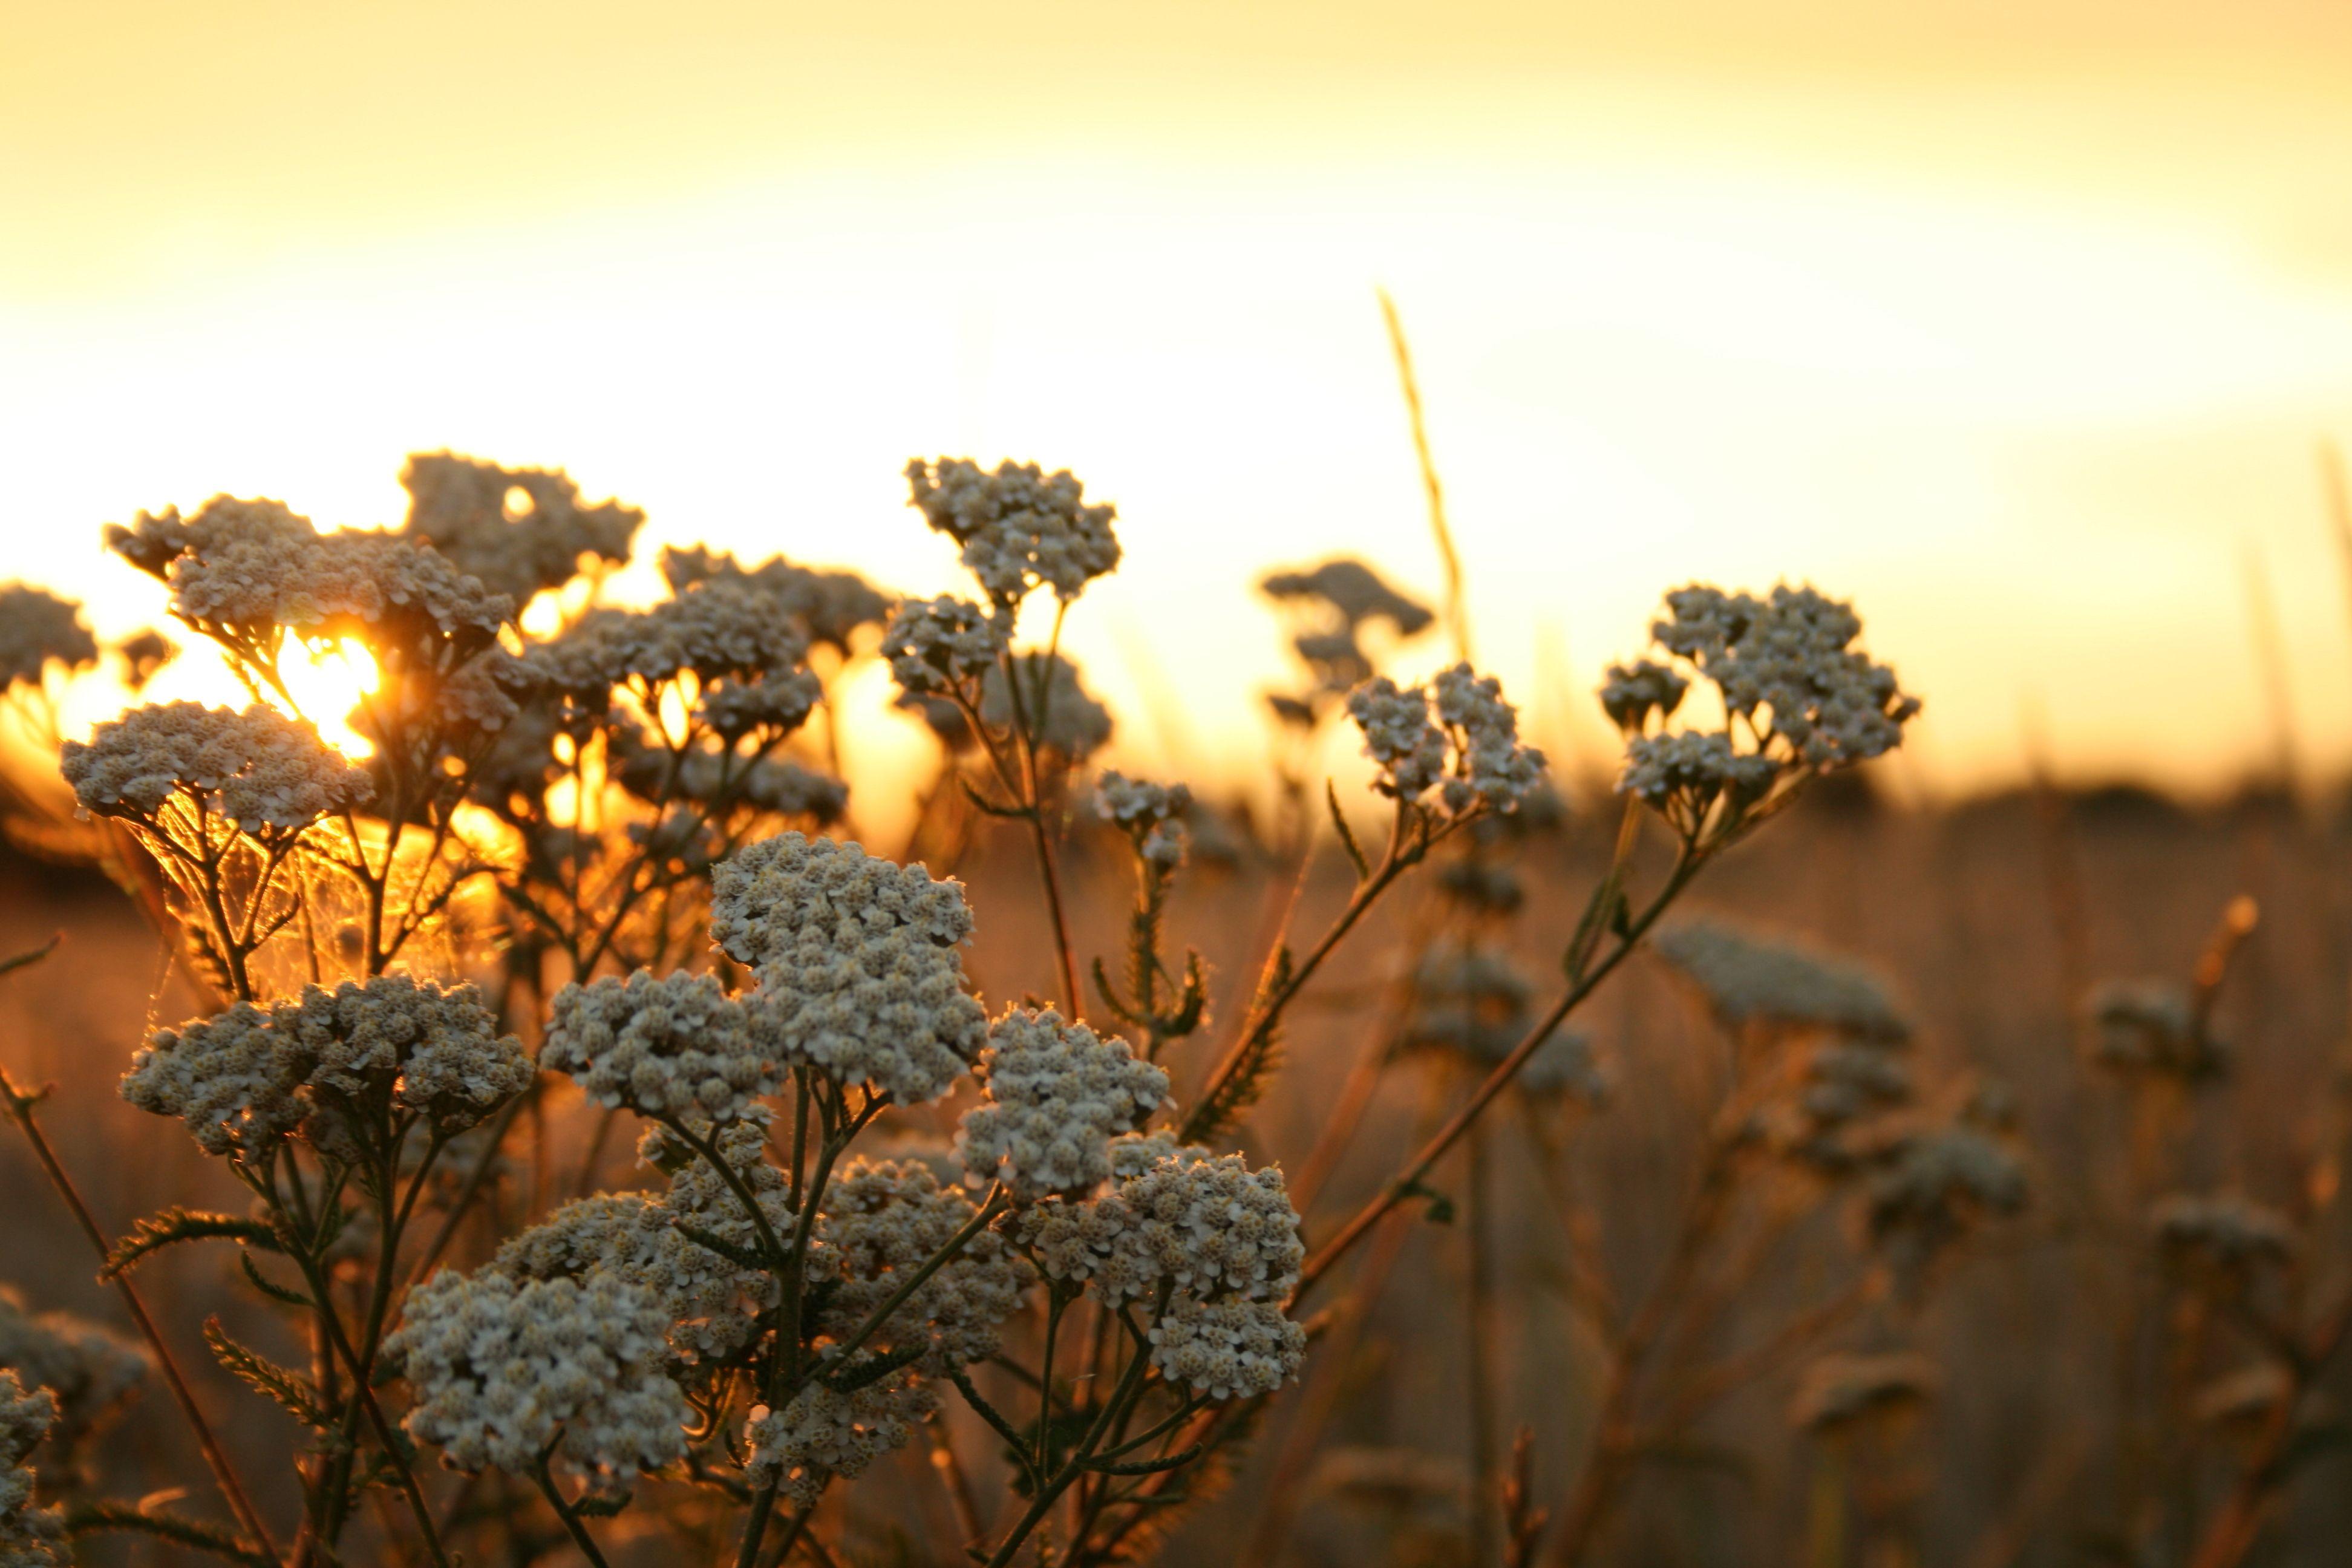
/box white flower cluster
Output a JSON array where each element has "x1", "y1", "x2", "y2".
[
  {"x1": 1652, "y1": 585, "x2": 1919, "y2": 768},
  {"x1": 60, "y1": 701, "x2": 372, "y2": 836},
  {"x1": 388, "y1": 1269, "x2": 690, "y2": 1480},
  {"x1": 1346, "y1": 664, "x2": 1546, "y2": 816},
  {"x1": 1021, "y1": 1148, "x2": 1303, "y2": 1308},
  {"x1": 506, "y1": 580, "x2": 809, "y2": 702},
  {"x1": 711, "y1": 834, "x2": 985, "y2": 1104},
  {"x1": 1652, "y1": 921, "x2": 1912, "y2": 1044},
  {"x1": 661, "y1": 546, "x2": 892, "y2": 653},
  {"x1": 2151, "y1": 1194, "x2": 2296, "y2": 1275},
  {"x1": 816, "y1": 1158, "x2": 1034, "y2": 1373},
  {"x1": 1097, "y1": 772, "x2": 1191, "y2": 869},
  {"x1": 906, "y1": 457, "x2": 1120, "y2": 607},
  {"x1": 697, "y1": 667, "x2": 822, "y2": 742},
  {"x1": 1145, "y1": 1296, "x2": 1307, "y2": 1402},
  {"x1": 0, "y1": 1288, "x2": 149, "y2": 1450},
  {"x1": 880, "y1": 595, "x2": 1005, "y2": 697},
  {"x1": 746, "y1": 1376, "x2": 938, "y2": 1507},
  {"x1": 0, "y1": 1372, "x2": 64, "y2": 1568},
  {"x1": 1598, "y1": 658, "x2": 1690, "y2": 733},
  {"x1": 109, "y1": 496, "x2": 513, "y2": 656},
  {"x1": 282, "y1": 975, "x2": 534, "y2": 1137},
  {"x1": 1618, "y1": 732, "x2": 1775, "y2": 814},
  {"x1": 1788, "y1": 1351, "x2": 1940, "y2": 1434},
  {"x1": 645, "y1": 1115, "x2": 797, "y2": 1348},
  {"x1": 543, "y1": 970, "x2": 789, "y2": 1125},
  {"x1": 957, "y1": 1010, "x2": 1169, "y2": 1199},
  {"x1": 2086, "y1": 982, "x2": 2228, "y2": 1083},
  {"x1": 494, "y1": 1191, "x2": 769, "y2": 1362},
  {"x1": 399, "y1": 451, "x2": 644, "y2": 603},
  {"x1": 0, "y1": 585, "x2": 97, "y2": 693},
  {"x1": 124, "y1": 979, "x2": 528, "y2": 1160},
  {"x1": 978, "y1": 655, "x2": 1112, "y2": 760}
]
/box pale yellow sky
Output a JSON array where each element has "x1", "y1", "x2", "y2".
[{"x1": 10, "y1": 1, "x2": 2352, "y2": 803}]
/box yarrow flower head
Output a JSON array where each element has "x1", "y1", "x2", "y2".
[
  {"x1": 978, "y1": 653, "x2": 1112, "y2": 761},
  {"x1": 387, "y1": 1269, "x2": 690, "y2": 1483},
  {"x1": 123, "y1": 979, "x2": 528, "y2": 1161},
  {"x1": 747, "y1": 1377, "x2": 938, "y2": 1507},
  {"x1": 661, "y1": 546, "x2": 892, "y2": 653},
  {"x1": 1146, "y1": 1296, "x2": 1307, "y2": 1401},
  {"x1": 0, "y1": 585, "x2": 97, "y2": 694},
  {"x1": 881, "y1": 595, "x2": 1005, "y2": 697},
  {"x1": 956, "y1": 1008, "x2": 1170, "y2": 1200},
  {"x1": 711, "y1": 834, "x2": 985, "y2": 1103},
  {"x1": 0, "y1": 1289, "x2": 148, "y2": 1455},
  {"x1": 0, "y1": 1371, "x2": 65, "y2": 1568},
  {"x1": 1652, "y1": 921, "x2": 1911, "y2": 1045},
  {"x1": 494, "y1": 1189, "x2": 771, "y2": 1363},
  {"x1": 2151, "y1": 1194, "x2": 2296, "y2": 1281},
  {"x1": 60, "y1": 702, "x2": 371, "y2": 838},
  {"x1": 1261, "y1": 558, "x2": 1436, "y2": 705},
  {"x1": 543, "y1": 970, "x2": 789, "y2": 1125},
  {"x1": 2086, "y1": 981, "x2": 2228, "y2": 1085},
  {"x1": 906, "y1": 457, "x2": 1120, "y2": 609},
  {"x1": 1599, "y1": 659, "x2": 1690, "y2": 734},
  {"x1": 399, "y1": 451, "x2": 644, "y2": 603},
  {"x1": 1022, "y1": 1148, "x2": 1304, "y2": 1308},
  {"x1": 815, "y1": 1158, "x2": 1035, "y2": 1374},
  {"x1": 1346, "y1": 664, "x2": 1546, "y2": 817},
  {"x1": 1097, "y1": 772, "x2": 1191, "y2": 869}
]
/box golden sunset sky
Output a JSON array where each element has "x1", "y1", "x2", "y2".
[{"x1": 10, "y1": 1, "x2": 2352, "y2": 803}]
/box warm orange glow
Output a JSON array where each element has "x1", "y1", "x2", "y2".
[
  {"x1": 14, "y1": 4, "x2": 2352, "y2": 802},
  {"x1": 278, "y1": 640, "x2": 381, "y2": 759}
]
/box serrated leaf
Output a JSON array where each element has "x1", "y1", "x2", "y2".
[
  {"x1": 238, "y1": 1250, "x2": 313, "y2": 1308},
  {"x1": 63, "y1": 1497, "x2": 275, "y2": 1566},
  {"x1": 1326, "y1": 782, "x2": 1371, "y2": 881},
  {"x1": 204, "y1": 1316, "x2": 332, "y2": 1429},
  {"x1": 103, "y1": 1208, "x2": 283, "y2": 1278}
]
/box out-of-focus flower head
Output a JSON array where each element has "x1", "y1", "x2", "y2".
[
  {"x1": 661, "y1": 545, "x2": 893, "y2": 654},
  {"x1": 112, "y1": 627, "x2": 177, "y2": 692},
  {"x1": 1788, "y1": 1351, "x2": 1941, "y2": 1436},
  {"x1": 1346, "y1": 664, "x2": 1546, "y2": 819},
  {"x1": 906, "y1": 457, "x2": 1119, "y2": 612},
  {"x1": 881, "y1": 595, "x2": 1005, "y2": 701},
  {"x1": 0, "y1": 1370, "x2": 65, "y2": 1567},
  {"x1": 2086, "y1": 981, "x2": 2229, "y2": 1085},
  {"x1": 1097, "y1": 771, "x2": 1191, "y2": 870},
  {"x1": 1652, "y1": 920, "x2": 1911, "y2": 1045},
  {"x1": 0, "y1": 585, "x2": 97, "y2": 694},
  {"x1": 0, "y1": 1288, "x2": 148, "y2": 1456},
  {"x1": 399, "y1": 451, "x2": 643, "y2": 604}
]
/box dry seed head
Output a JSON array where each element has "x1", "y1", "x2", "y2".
[
  {"x1": 60, "y1": 701, "x2": 371, "y2": 835},
  {"x1": 957, "y1": 1008, "x2": 1170, "y2": 1200},
  {"x1": 543, "y1": 970, "x2": 788, "y2": 1124},
  {"x1": 387, "y1": 1269, "x2": 690, "y2": 1481}
]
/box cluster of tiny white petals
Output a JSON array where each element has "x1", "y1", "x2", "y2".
[
  {"x1": 388, "y1": 1270, "x2": 690, "y2": 1480},
  {"x1": 1432, "y1": 664, "x2": 1546, "y2": 812},
  {"x1": 0, "y1": 1372, "x2": 64, "y2": 1568},
  {"x1": 122, "y1": 1002, "x2": 310, "y2": 1157},
  {"x1": 816, "y1": 1159, "x2": 1034, "y2": 1372},
  {"x1": 1618, "y1": 732, "x2": 1775, "y2": 813},
  {"x1": 1145, "y1": 1296, "x2": 1307, "y2": 1401},
  {"x1": 281, "y1": 975, "x2": 532, "y2": 1135},
  {"x1": 506, "y1": 582, "x2": 808, "y2": 702},
  {"x1": 1097, "y1": 772, "x2": 1191, "y2": 868},
  {"x1": 399, "y1": 451, "x2": 644, "y2": 603},
  {"x1": 2151, "y1": 1194, "x2": 2297, "y2": 1274},
  {"x1": 1111, "y1": 1152, "x2": 1304, "y2": 1302},
  {"x1": 906, "y1": 457, "x2": 1120, "y2": 606},
  {"x1": 643, "y1": 1114, "x2": 800, "y2": 1350},
  {"x1": 1651, "y1": 584, "x2": 1919, "y2": 767},
  {"x1": 60, "y1": 702, "x2": 371, "y2": 834},
  {"x1": 0, "y1": 585, "x2": 97, "y2": 693},
  {"x1": 711, "y1": 834, "x2": 984, "y2": 1103},
  {"x1": 0, "y1": 1289, "x2": 148, "y2": 1451},
  {"x1": 957, "y1": 1010, "x2": 1170, "y2": 1199},
  {"x1": 1788, "y1": 1351, "x2": 1941, "y2": 1434},
  {"x1": 978, "y1": 655, "x2": 1112, "y2": 760},
  {"x1": 543, "y1": 970, "x2": 788, "y2": 1123},
  {"x1": 1347, "y1": 677, "x2": 1446, "y2": 800},
  {"x1": 661, "y1": 546, "x2": 892, "y2": 652},
  {"x1": 494, "y1": 1191, "x2": 766, "y2": 1362},
  {"x1": 881, "y1": 595, "x2": 1005, "y2": 696},
  {"x1": 2086, "y1": 982, "x2": 2228, "y2": 1082},
  {"x1": 746, "y1": 1377, "x2": 938, "y2": 1506},
  {"x1": 1653, "y1": 921, "x2": 1912, "y2": 1044},
  {"x1": 697, "y1": 667, "x2": 822, "y2": 740},
  {"x1": 1599, "y1": 659, "x2": 1690, "y2": 733}
]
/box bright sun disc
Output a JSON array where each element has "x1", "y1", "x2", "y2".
[{"x1": 279, "y1": 638, "x2": 382, "y2": 757}]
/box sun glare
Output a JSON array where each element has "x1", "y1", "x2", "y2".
[{"x1": 278, "y1": 638, "x2": 382, "y2": 759}]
